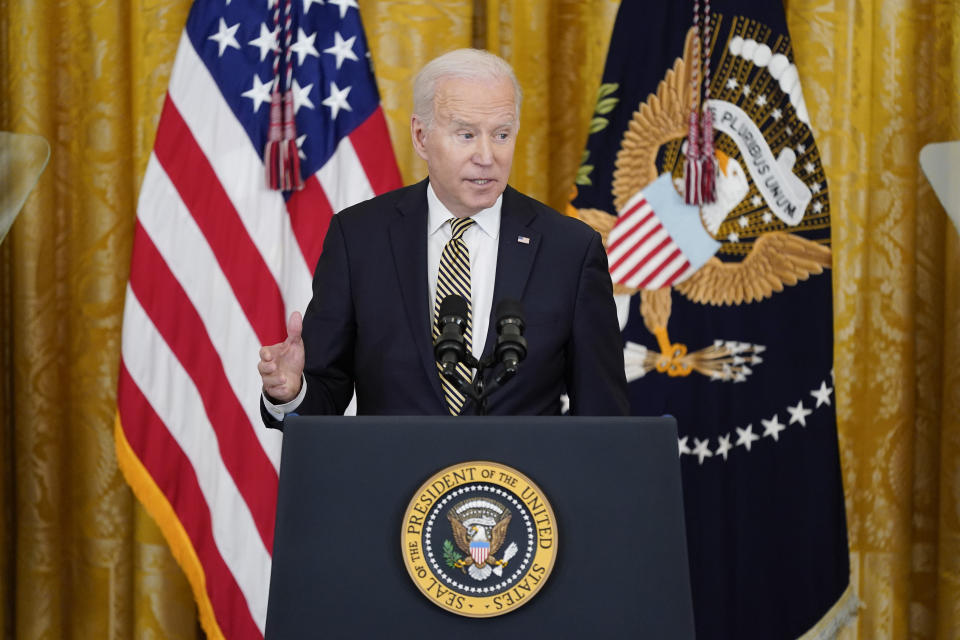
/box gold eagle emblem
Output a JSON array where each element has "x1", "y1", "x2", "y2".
[{"x1": 573, "y1": 26, "x2": 831, "y2": 380}]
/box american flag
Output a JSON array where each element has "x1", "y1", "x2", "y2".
[{"x1": 114, "y1": 0, "x2": 401, "y2": 637}]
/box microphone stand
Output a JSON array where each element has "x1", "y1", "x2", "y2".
[{"x1": 441, "y1": 355, "x2": 517, "y2": 416}]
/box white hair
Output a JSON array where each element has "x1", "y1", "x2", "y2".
[{"x1": 412, "y1": 48, "x2": 522, "y2": 129}]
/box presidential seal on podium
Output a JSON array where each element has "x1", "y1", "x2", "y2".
[{"x1": 401, "y1": 461, "x2": 557, "y2": 617}]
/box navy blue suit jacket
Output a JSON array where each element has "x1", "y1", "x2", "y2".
[{"x1": 262, "y1": 179, "x2": 628, "y2": 425}]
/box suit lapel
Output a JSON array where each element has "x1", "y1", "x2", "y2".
[
  {"x1": 389, "y1": 179, "x2": 447, "y2": 409},
  {"x1": 481, "y1": 186, "x2": 541, "y2": 359}
]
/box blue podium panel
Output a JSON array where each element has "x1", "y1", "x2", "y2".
[{"x1": 265, "y1": 416, "x2": 695, "y2": 639}]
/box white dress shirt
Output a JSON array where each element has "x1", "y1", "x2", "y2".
[{"x1": 264, "y1": 182, "x2": 502, "y2": 419}]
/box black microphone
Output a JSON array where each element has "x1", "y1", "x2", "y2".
[
  {"x1": 434, "y1": 294, "x2": 469, "y2": 376},
  {"x1": 494, "y1": 298, "x2": 527, "y2": 376}
]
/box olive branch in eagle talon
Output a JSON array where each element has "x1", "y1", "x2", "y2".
[{"x1": 442, "y1": 540, "x2": 463, "y2": 569}]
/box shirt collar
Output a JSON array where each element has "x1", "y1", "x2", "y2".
[{"x1": 427, "y1": 181, "x2": 502, "y2": 239}]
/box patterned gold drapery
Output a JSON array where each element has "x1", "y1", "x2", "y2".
[
  {"x1": 0, "y1": 1, "x2": 956, "y2": 638},
  {"x1": 788, "y1": 2, "x2": 960, "y2": 638}
]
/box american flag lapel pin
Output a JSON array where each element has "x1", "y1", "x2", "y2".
[{"x1": 517, "y1": 235, "x2": 530, "y2": 244}]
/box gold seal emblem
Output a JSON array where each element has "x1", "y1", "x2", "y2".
[{"x1": 401, "y1": 461, "x2": 557, "y2": 617}]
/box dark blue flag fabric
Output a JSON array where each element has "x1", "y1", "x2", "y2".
[{"x1": 570, "y1": 1, "x2": 855, "y2": 637}]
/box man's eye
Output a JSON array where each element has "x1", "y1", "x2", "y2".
[{"x1": 460, "y1": 132, "x2": 474, "y2": 140}]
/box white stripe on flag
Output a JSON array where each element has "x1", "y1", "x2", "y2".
[
  {"x1": 623, "y1": 239, "x2": 682, "y2": 288},
  {"x1": 607, "y1": 213, "x2": 659, "y2": 265},
  {"x1": 610, "y1": 226, "x2": 669, "y2": 282},
  {"x1": 168, "y1": 32, "x2": 314, "y2": 316},
  {"x1": 316, "y1": 136, "x2": 375, "y2": 214},
  {"x1": 607, "y1": 200, "x2": 652, "y2": 246},
  {"x1": 137, "y1": 154, "x2": 283, "y2": 470},
  {"x1": 121, "y1": 288, "x2": 271, "y2": 633},
  {"x1": 643, "y1": 251, "x2": 689, "y2": 289}
]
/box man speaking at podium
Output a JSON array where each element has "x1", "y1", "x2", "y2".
[{"x1": 257, "y1": 49, "x2": 628, "y2": 424}]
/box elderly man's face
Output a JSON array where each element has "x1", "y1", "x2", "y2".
[{"x1": 411, "y1": 75, "x2": 517, "y2": 218}]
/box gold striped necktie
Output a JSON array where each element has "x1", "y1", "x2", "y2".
[{"x1": 432, "y1": 216, "x2": 476, "y2": 415}]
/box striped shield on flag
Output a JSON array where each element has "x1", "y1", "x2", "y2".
[
  {"x1": 607, "y1": 172, "x2": 720, "y2": 290},
  {"x1": 470, "y1": 540, "x2": 490, "y2": 566}
]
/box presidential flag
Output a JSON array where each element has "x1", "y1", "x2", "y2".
[
  {"x1": 571, "y1": 1, "x2": 854, "y2": 637},
  {"x1": 114, "y1": 0, "x2": 401, "y2": 637}
]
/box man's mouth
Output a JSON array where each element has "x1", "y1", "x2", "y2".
[{"x1": 468, "y1": 179, "x2": 493, "y2": 185}]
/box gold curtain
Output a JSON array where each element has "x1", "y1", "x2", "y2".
[
  {"x1": 0, "y1": 0, "x2": 957, "y2": 638},
  {"x1": 786, "y1": 1, "x2": 960, "y2": 638},
  {"x1": 0, "y1": 0, "x2": 200, "y2": 637}
]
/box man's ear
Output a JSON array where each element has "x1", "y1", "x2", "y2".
[{"x1": 410, "y1": 114, "x2": 429, "y2": 161}]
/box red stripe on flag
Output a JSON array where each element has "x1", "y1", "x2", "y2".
[
  {"x1": 349, "y1": 106, "x2": 403, "y2": 195},
  {"x1": 639, "y1": 247, "x2": 685, "y2": 289},
  {"x1": 128, "y1": 222, "x2": 278, "y2": 552},
  {"x1": 607, "y1": 203, "x2": 652, "y2": 254},
  {"x1": 609, "y1": 220, "x2": 663, "y2": 273},
  {"x1": 285, "y1": 174, "x2": 334, "y2": 274},
  {"x1": 153, "y1": 94, "x2": 287, "y2": 345},
  {"x1": 618, "y1": 236, "x2": 673, "y2": 285},
  {"x1": 117, "y1": 364, "x2": 263, "y2": 640}
]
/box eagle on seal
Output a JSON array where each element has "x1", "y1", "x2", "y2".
[{"x1": 447, "y1": 498, "x2": 515, "y2": 581}]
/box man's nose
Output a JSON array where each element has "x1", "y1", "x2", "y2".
[{"x1": 472, "y1": 136, "x2": 493, "y2": 165}]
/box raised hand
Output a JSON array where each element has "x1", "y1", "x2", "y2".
[{"x1": 258, "y1": 311, "x2": 305, "y2": 403}]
